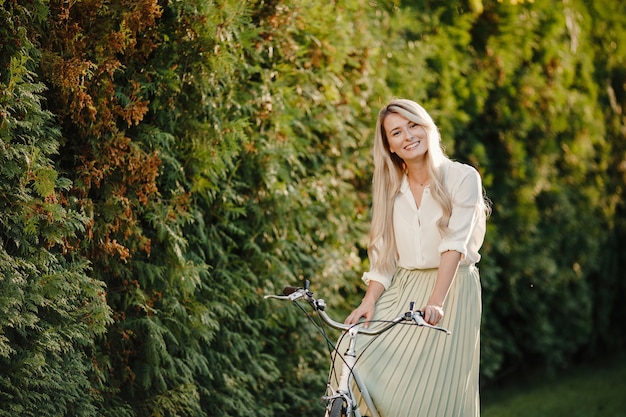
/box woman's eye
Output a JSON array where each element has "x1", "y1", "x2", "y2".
[{"x1": 410, "y1": 123, "x2": 419, "y2": 129}]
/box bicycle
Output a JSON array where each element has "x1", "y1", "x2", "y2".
[{"x1": 265, "y1": 279, "x2": 451, "y2": 417}]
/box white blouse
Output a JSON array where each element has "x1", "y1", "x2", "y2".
[{"x1": 363, "y1": 161, "x2": 487, "y2": 289}]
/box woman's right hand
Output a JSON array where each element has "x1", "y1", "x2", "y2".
[
  {"x1": 344, "y1": 299, "x2": 376, "y2": 328},
  {"x1": 345, "y1": 281, "x2": 385, "y2": 328}
]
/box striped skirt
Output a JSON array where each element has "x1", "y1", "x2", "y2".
[{"x1": 330, "y1": 265, "x2": 481, "y2": 417}]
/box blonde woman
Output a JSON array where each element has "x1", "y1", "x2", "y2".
[{"x1": 341, "y1": 99, "x2": 489, "y2": 417}]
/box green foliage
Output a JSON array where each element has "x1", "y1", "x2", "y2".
[
  {"x1": 0, "y1": 2, "x2": 111, "y2": 415},
  {"x1": 0, "y1": 0, "x2": 625, "y2": 416},
  {"x1": 144, "y1": 0, "x2": 379, "y2": 414},
  {"x1": 584, "y1": 0, "x2": 626, "y2": 353},
  {"x1": 464, "y1": 0, "x2": 612, "y2": 375}
]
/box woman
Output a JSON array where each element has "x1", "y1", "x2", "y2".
[{"x1": 336, "y1": 98, "x2": 489, "y2": 417}]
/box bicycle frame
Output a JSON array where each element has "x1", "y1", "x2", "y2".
[
  {"x1": 265, "y1": 281, "x2": 450, "y2": 417},
  {"x1": 324, "y1": 325, "x2": 379, "y2": 417}
]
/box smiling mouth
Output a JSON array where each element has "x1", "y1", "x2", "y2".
[{"x1": 404, "y1": 141, "x2": 420, "y2": 151}]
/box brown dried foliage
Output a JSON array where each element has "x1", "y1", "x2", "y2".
[{"x1": 40, "y1": 0, "x2": 165, "y2": 264}]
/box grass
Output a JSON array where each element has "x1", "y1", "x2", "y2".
[{"x1": 481, "y1": 354, "x2": 626, "y2": 417}]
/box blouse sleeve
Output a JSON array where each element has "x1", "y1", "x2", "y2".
[
  {"x1": 438, "y1": 166, "x2": 483, "y2": 258},
  {"x1": 361, "y1": 269, "x2": 393, "y2": 290},
  {"x1": 360, "y1": 240, "x2": 394, "y2": 290}
]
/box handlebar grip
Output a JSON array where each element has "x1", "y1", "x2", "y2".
[{"x1": 282, "y1": 286, "x2": 301, "y2": 296}]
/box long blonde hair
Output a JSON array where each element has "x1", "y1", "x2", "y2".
[{"x1": 369, "y1": 99, "x2": 453, "y2": 274}]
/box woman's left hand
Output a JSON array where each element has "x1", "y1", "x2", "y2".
[{"x1": 422, "y1": 304, "x2": 444, "y2": 325}]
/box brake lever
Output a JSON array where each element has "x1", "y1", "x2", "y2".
[
  {"x1": 406, "y1": 301, "x2": 451, "y2": 335},
  {"x1": 411, "y1": 311, "x2": 451, "y2": 335}
]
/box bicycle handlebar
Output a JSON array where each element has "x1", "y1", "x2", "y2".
[{"x1": 265, "y1": 282, "x2": 451, "y2": 335}]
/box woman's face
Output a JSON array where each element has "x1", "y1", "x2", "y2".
[{"x1": 383, "y1": 113, "x2": 429, "y2": 162}]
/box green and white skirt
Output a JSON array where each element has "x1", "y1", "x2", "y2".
[{"x1": 330, "y1": 265, "x2": 481, "y2": 417}]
